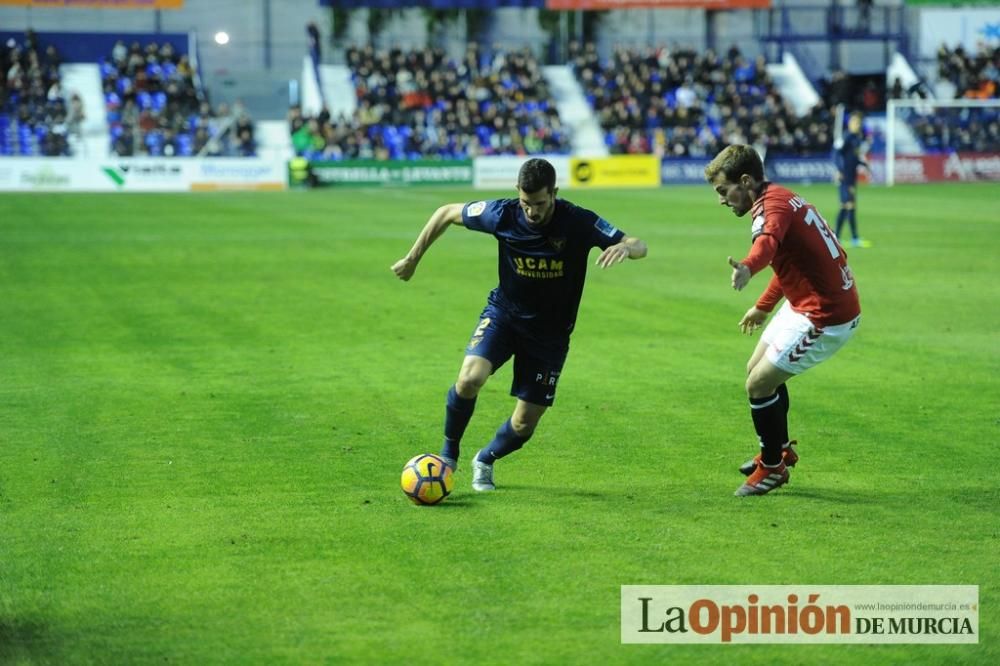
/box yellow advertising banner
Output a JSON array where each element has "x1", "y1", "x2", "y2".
[
  {"x1": 0, "y1": 0, "x2": 183, "y2": 8},
  {"x1": 569, "y1": 155, "x2": 661, "y2": 188}
]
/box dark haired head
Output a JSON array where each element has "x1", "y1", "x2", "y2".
[{"x1": 517, "y1": 158, "x2": 556, "y2": 194}]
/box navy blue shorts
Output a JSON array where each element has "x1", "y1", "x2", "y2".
[
  {"x1": 464, "y1": 304, "x2": 569, "y2": 407},
  {"x1": 839, "y1": 181, "x2": 856, "y2": 204}
]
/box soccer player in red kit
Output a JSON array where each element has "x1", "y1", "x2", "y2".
[{"x1": 705, "y1": 145, "x2": 861, "y2": 496}]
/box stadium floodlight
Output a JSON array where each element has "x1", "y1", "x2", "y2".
[
  {"x1": 885, "y1": 98, "x2": 1000, "y2": 186},
  {"x1": 214, "y1": 31, "x2": 230, "y2": 46}
]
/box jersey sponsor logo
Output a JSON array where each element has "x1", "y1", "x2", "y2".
[
  {"x1": 595, "y1": 217, "x2": 619, "y2": 238},
  {"x1": 512, "y1": 256, "x2": 564, "y2": 278},
  {"x1": 466, "y1": 201, "x2": 486, "y2": 217}
]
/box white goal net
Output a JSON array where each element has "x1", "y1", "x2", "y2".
[{"x1": 880, "y1": 99, "x2": 1000, "y2": 186}]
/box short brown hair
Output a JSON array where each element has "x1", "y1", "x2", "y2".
[
  {"x1": 704, "y1": 145, "x2": 764, "y2": 183},
  {"x1": 518, "y1": 158, "x2": 556, "y2": 193}
]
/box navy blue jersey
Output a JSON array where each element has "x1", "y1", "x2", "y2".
[
  {"x1": 835, "y1": 132, "x2": 867, "y2": 185},
  {"x1": 461, "y1": 198, "x2": 626, "y2": 335}
]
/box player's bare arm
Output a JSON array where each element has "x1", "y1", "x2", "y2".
[
  {"x1": 727, "y1": 256, "x2": 752, "y2": 290},
  {"x1": 596, "y1": 235, "x2": 647, "y2": 268},
  {"x1": 737, "y1": 306, "x2": 769, "y2": 335},
  {"x1": 391, "y1": 203, "x2": 465, "y2": 281}
]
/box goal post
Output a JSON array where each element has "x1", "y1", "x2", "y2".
[{"x1": 884, "y1": 98, "x2": 1000, "y2": 186}]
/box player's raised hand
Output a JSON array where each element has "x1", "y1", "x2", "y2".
[
  {"x1": 728, "y1": 256, "x2": 751, "y2": 291},
  {"x1": 596, "y1": 243, "x2": 629, "y2": 268},
  {"x1": 391, "y1": 255, "x2": 418, "y2": 281}
]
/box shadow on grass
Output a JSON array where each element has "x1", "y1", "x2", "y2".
[
  {"x1": 487, "y1": 484, "x2": 612, "y2": 501},
  {"x1": 414, "y1": 485, "x2": 614, "y2": 509},
  {"x1": 0, "y1": 616, "x2": 55, "y2": 662},
  {"x1": 782, "y1": 487, "x2": 882, "y2": 504}
]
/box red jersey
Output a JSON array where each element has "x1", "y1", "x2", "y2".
[{"x1": 741, "y1": 183, "x2": 860, "y2": 326}]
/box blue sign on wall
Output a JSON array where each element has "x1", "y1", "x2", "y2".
[{"x1": 765, "y1": 157, "x2": 837, "y2": 183}]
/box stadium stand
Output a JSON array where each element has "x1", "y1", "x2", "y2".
[
  {"x1": 290, "y1": 44, "x2": 571, "y2": 160},
  {"x1": 570, "y1": 42, "x2": 834, "y2": 158},
  {"x1": 101, "y1": 39, "x2": 256, "y2": 158},
  {"x1": 1, "y1": 30, "x2": 71, "y2": 156},
  {"x1": 936, "y1": 42, "x2": 999, "y2": 101},
  {"x1": 879, "y1": 42, "x2": 1000, "y2": 155}
]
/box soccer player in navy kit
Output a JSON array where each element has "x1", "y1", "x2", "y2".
[
  {"x1": 391, "y1": 158, "x2": 647, "y2": 491},
  {"x1": 834, "y1": 111, "x2": 871, "y2": 248}
]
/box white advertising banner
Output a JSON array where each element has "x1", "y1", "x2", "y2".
[
  {"x1": 0, "y1": 157, "x2": 286, "y2": 192},
  {"x1": 473, "y1": 155, "x2": 573, "y2": 190}
]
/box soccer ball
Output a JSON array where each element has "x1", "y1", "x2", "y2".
[{"x1": 400, "y1": 453, "x2": 454, "y2": 505}]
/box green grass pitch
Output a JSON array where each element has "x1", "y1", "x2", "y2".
[{"x1": 0, "y1": 182, "x2": 996, "y2": 664}]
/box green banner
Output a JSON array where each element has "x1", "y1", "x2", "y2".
[{"x1": 300, "y1": 159, "x2": 474, "y2": 187}]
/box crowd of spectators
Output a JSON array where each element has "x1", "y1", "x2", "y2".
[
  {"x1": 1, "y1": 30, "x2": 74, "y2": 156},
  {"x1": 936, "y1": 42, "x2": 999, "y2": 101},
  {"x1": 102, "y1": 39, "x2": 255, "y2": 157},
  {"x1": 904, "y1": 106, "x2": 1000, "y2": 153},
  {"x1": 570, "y1": 42, "x2": 833, "y2": 158},
  {"x1": 881, "y1": 42, "x2": 1000, "y2": 154},
  {"x1": 290, "y1": 44, "x2": 571, "y2": 160}
]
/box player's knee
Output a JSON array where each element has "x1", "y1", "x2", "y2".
[
  {"x1": 455, "y1": 371, "x2": 487, "y2": 398},
  {"x1": 745, "y1": 375, "x2": 777, "y2": 399}
]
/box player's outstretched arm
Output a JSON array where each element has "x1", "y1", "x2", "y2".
[
  {"x1": 391, "y1": 203, "x2": 465, "y2": 281},
  {"x1": 596, "y1": 235, "x2": 647, "y2": 268}
]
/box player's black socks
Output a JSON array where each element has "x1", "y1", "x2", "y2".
[
  {"x1": 750, "y1": 392, "x2": 787, "y2": 466},
  {"x1": 442, "y1": 385, "x2": 476, "y2": 461},
  {"x1": 847, "y1": 209, "x2": 858, "y2": 240},
  {"x1": 477, "y1": 419, "x2": 530, "y2": 464},
  {"x1": 777, "y1": 383, "x2": 792, "y2": 416},
  {"x1": 835, "y1": 209, "x2": 847, "y2": 238}
]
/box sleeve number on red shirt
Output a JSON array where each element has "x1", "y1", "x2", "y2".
[{"x1": 804, "y1": 207, "x2": 841, "y2": 259}]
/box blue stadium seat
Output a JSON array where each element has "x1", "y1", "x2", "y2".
[
  {"x1": 137, "y1": 91, "x2": 153, "y2": 110},
  {"x1": 145, "y1": 131, "x2": 164, "y2": 156},
  {"x1": 18, "y1": 127, "x2": 36, "y2": 155},
  {"x1": 177, "y1": 132, "x2": 193, "y2": 156}
]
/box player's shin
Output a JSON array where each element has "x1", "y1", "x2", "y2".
[
  {"x1": 835, "y1": 209, "x2": 848, "y2": 238},
  {"x1": 477, "y1": 418, "x2": 531, "y2": 464},
  {"x1": 749, "y1": 392, "x2": 787, "y2": 466},
  {"x1": 775, "y1": 383, "x2": 790, "y2": 442},
  {"x1": 442, "y1": 385, "x2": 477, "y2": 462}
]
